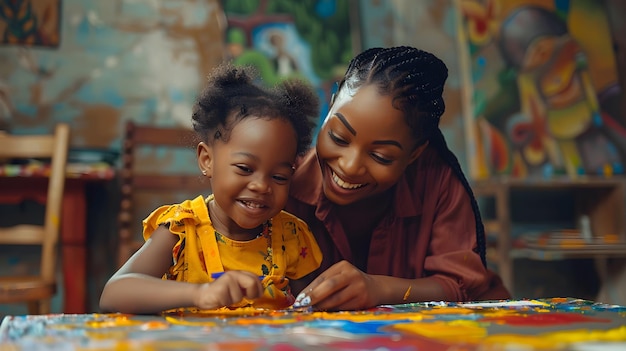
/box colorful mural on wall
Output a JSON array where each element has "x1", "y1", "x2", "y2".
[
  {"x1": 458, "y1": 0, "x2": 626, "y2": 179},
  {"x1": 0, "y1": 0, "x2": 61, "y2": 48},
  {"x1": 221, "y1": 0, "x2": 354, "y2": 140},
  {"x1": 0, "y1": 0, "x2": 226, "y2": 149}
]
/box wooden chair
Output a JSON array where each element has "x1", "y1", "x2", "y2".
[
  {"x1": 0, "y1": 123, "x2": 70, "y2": 314},
  {"x1": 117, "y1": 121, "x2": 209, "y2": 268}
]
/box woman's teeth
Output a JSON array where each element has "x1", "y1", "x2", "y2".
[{"x1": 332, "y1": 172, "x2": 364, "y2": 189}]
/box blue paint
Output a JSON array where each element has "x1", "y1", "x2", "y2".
[
  {"x1": 210, "y1": 272, "x2": 264, "y2": 280},
  {"x1": 302, "y1": 319, "x2": 409, "y2": 335}
]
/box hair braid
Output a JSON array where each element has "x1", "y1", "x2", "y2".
[
  {"x1": 430, "y1": 129, "x2": 487, "y2": 266},
  {"x1": 343, "y1": 46, "x2": 488, "y2": 267}
]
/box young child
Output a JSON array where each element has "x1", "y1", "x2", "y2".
[{"x1": 100, "y1": 63, "x2": 322, "y2": 314}]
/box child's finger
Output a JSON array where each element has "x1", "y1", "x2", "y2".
[{"x1": 240, "y1": 277, "x2": 264, "y2": 298}]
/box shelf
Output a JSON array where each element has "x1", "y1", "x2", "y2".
[
  {"x1": 472, "y1": 176, "x2": 626, "y2": 295},
  {"x1": 510, "y1": 248, "x2": 626, "y2": 261}
]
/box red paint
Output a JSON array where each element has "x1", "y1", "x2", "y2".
[
  {"x1": 481, "y1": 312, "x2": 610, "y2": 326},
  {"x1": 328, "y1": 335, "x2": 466, "y2": 351}
]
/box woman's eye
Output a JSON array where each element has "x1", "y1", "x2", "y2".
[
  {"x1": 328, "y1": 131, "x2": 348, "y2": 145},
  {"x1": 371, "y1": 153, "x2": 393, "y2": 165}
]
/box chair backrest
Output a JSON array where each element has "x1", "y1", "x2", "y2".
[
  {"x1": 0, "y1": 123, "x2": 70, "y2": 283},
  {"x1": 117, "y1": 121, "x2": 209, "y2": 267}
]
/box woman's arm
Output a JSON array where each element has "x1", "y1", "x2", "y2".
[
  {"x1": 99, "y1": 226, "x2": 263, "y2": 314},
  {"x1": 293, "y1": 260, "x2": 446, "y2": 311}
]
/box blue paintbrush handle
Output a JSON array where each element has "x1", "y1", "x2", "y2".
[{"x1": 210, "y1": 272, "x2": 265, "y2": 280}]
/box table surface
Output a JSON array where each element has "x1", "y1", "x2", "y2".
[{"x1": 1, "y1": 298, "x2": 625, "y2": 350}]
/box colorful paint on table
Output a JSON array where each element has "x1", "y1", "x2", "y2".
[{"x1": 1, "y1": 298, "x2": 625, "y2": 350}]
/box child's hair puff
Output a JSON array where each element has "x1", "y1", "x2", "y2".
[{"x1": 192, "y1": 62, "x2": 319, "y2": 156}]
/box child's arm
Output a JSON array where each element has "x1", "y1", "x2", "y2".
[{"x1": 99, "y1": 226, "x2": 264, "y2": 314}]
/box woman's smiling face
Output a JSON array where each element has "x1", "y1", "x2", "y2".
[{"x1": 316, "y1": 84, "x2": 426, "y2": 205}]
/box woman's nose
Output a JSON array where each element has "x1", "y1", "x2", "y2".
[{"x1": 338, "y1": 149, "x2": 366, "y2": 177}]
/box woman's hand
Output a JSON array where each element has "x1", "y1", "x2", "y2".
[
  {"x1": 293, "y1": 260, "x2": 379, "y2": 311},
  {"x1": 193, "y1": 271, "x2": 264, "y2": 310}
]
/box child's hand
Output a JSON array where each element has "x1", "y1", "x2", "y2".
[{"x1": 193, "y1": 271, "x2": 264, "y2": 309}]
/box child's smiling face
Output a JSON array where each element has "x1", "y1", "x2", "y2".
[{"x1": 198, "y1": 116, "x2": 298, "y2": 239}]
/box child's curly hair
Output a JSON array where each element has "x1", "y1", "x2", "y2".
[{"x1": 192, "y1": 62, "x2": 319, "y2": 156}]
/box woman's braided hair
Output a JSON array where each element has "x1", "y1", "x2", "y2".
[
  {"x1": 192, "y1": 62, "x2": 318, "y2": 156},
  {"x1": 340, "y1": 46, "x2": 487, "y2": 266}
]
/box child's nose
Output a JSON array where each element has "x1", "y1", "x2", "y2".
[{"x1": 248, "y1": 175, "x2": 271, "y2": 193}]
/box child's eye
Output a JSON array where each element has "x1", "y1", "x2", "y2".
[
  {"x1": 328, "y1": 131, "x2": 348, "y2": 146},
  {"x1": 272, "y1": 174, "x2": 290, "y2": 184},
  {"x1": 235, "y1": 164, "x2": 253, "y2": 173},
  {"x1": 371, "y1": 153, "x2": 393, "y2": 165}
]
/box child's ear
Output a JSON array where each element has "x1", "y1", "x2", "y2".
[{"x1": 197, "y1": 142, "x2": 213, "y2": 177}]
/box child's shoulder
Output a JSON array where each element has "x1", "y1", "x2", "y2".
[
  {"x1": 147, "y1": 195, "x2": 208, "y2": 223},
  {"x1": 272, "y1": 210, "x2": 309, "y2": 229}
]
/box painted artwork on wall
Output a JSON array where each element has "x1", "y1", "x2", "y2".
[
  {"x1": 457, "y1": 0, "x2": 626, "y2": 180},
  {"x1": 0, "y1": 0, "x2": 61, "y2": 47},
  {"x1": 222, "y1": 0, "x2": 357, "y2": 140}
]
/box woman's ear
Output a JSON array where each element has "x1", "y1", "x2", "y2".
[
  {"x1": 408, "y1": 141, "x2": 429, "y2": 164},
  {"x1": 197, "y1": 142, "x2": 213, "y2": 177}
]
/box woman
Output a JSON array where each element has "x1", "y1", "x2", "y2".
[{"x1": 286, "y1": 46, "x2": 511, "y2": 311}]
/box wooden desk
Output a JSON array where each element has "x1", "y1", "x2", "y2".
[
  {"x1": 1, "y1": 298, "x2": 625, "y2": 350},
  {"x1": 0, "y1": 162, "x2": 115, "y2": 314}
]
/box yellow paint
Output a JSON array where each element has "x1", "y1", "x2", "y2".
[
  {"x1": 392, "y1": 320, "x2": 487, "y2": 342},
  {"x1": 234, "y1": 317, "x2": 300, "y2": 325},
  {"x1": 164, "y1": 316, "x2": 216, "y2": 327},
  {"x1": 314, "y1": 311, "x2": 426, "y2": 322},
  {"x1": 167, "y1": 306, "x2": 268, "y2": 316},
  {"x1": 85, "y1": 316, "x2": 144, "y2": 328},
  {"x1": 422, "y1": 307, "x2": 477, "y2": 315},
  {"x1": 484, "y1": 325, "x2": 626, "y2": 348}
]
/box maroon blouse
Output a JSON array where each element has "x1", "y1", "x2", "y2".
[{"x1": 286, "y1": 146, "x2": 510, "y2": 301}]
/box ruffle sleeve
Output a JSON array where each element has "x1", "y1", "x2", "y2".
[
  {"x1": 142, "y1": 198, "x2": 201, "y2": 241},
  {"x1": 142, "y1": 197, "x2": 204, "y2": 273}
]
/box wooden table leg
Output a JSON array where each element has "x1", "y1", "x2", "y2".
[{"x1": 61, "y1": 181, "x2": 87, "y2": 314}]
